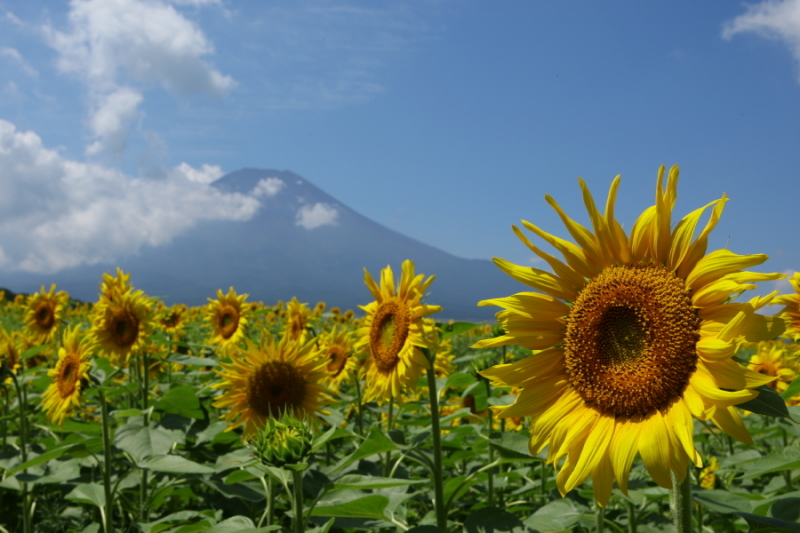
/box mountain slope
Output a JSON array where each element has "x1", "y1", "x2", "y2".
[{"x1": 2, "y1": 169, "x2": 520, "y2": 320}]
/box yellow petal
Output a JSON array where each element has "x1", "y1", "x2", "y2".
[
  {"x1": 609, "y1": 414, "x2": 641, "y2": 496},
  {"x1": 529, "y1": 389, "x2": 584, "y2": 456},
  {"x1": 521, "y1": 220, "x2": 597, "y2": 279},
  {"x1": 512, "y1": 225, "x2": 588, "y2": 290},
  {"x1": 492, "y1": 257, "x2": 578, "y2": 300},
  {"x1": 711, "y1": 406, "x2": 753, "y2": 444},
  {"x1": 677, "y1": 196, "x2": 728, "y2": 280},
  {"x1": 471, "y1": 331, "x2": 564, "y2": 351},
  {"x1": 689, "y1": 367, "x2": 758, "y2": 407},
  {"x1": 687, "y1": 249, "x2": 768, "y2": 292},
  {"x1": 639, "y1": 410, "x2": 673, "y2": 489},
  {"x1": 696, "y1": 337, "x2": 738, "y2": 362},
  {"x1": 630, "y1": 205, "x2": 656, "y2": 261},
  {"x1": 692, "y1": 280, "x2": 756, "y2": 308},
  {"x1": 592, "y1": 454, "x2": 615, "y2": 508},
  {"x1": 668, "y1": 199, "x2": 720, "y2": 272},
  {"x1": 501, "y1": 377, "x2": 570, "y2": 419},
  {"x1": 667, "y1": 398, "x2": 699, "y2": 467},
  {"x1": 545, "y1": 192, "x2": 605, "y2": 270},
  {"x1": 479, "y1": 292, "x2": 570, "y2": 320},
  {"x1": 565, "y1": 414, "x2": 615, "y2": 493},
  {"x1": 703, "y1": 358, "x2": 777, "y2": 390}
]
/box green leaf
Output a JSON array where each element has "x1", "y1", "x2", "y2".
[
  {"x1": 734, "y1": 512, "x2": 800, "y2": 532},
  {"x1": 311, "y1": 427, "x2": 355, "y2": 453},
  {"x1": 406, "y1": 527, "x2": 446, "y2": 533},
  {"x1": 139, "y1": 455, "x2": 214, "y2": 475},
  {"x1": 153, "y1": 385, "x2": 204, "y2": 419},
  {"x1": 21, "y1": 343, "x2": 55, "y2": 361},
  {"x1": 8, "y1": 440, "x2": 100, "y2": 474},
  {"x1": 204, "y1": 515, "x2": 280, "y2": 532},
  {"x1": 742, "y1": 447, "x2": 800, "y2": 479},
  {"x1": 166, "y1": 354, "x2": 219, "y2": 367},
  {"x1": 437, "y1": 321, "x2": 484, "y2": 338},
  {"x1": 782, "y1": 377, "x2": 800, "y2": 401},
  {"x1": 310, "y1": 494, "x2": 390, "y2": 519},
  {"x1": 60, "y1": 419, "x2": 103, "y2": 435},
  {"x1": 328, "y1": 425, "x2": 397, "y2": 474},
  {"x1": 522, "y1": 499, "x2": 581, "y2": 532},
  {"x1": 737, "y1": 386, "x2": 790, "y2": 419},
  {"x1": 772, "y1": 498, "x2": 800, "y2": 522},
  {"x1": 445, "y1": 372, "x2": 477, "y2": 389},
  {"x1": 464, "y1": 506, "x2": 526, "y2": 533},
  {"x1": 138, "y1": 511, "x2": 206, "y2": 533},
  {"x1": 225, "y1": 469, "x2": 259, "y2": 485},
  {"x1": 115, "y1": 422, "x2": 184, "y2": 463},
  {"x1": 490, "y1": 432, "x2": 538, "y2": 461},
  {"x1": 693, "y1": 489, "x2": 755, "y2": 514},
  {"x1": 112, "y1": 408, "x2": 144, "y2": 419},
  {"x1": 65, "y1": 483, "x2": 105, "y2": 508},
  {"x1": 326, "y1": 474, "x2": 427, "y2": 491}
]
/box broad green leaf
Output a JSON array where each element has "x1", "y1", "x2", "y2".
[
  {"x1": 215, "y1": 449, "x2": 257, "y2": 473},
  {"x1": 225, "y1": 469, "x2": 259, "y2": 485},
  {"x1": 115, "y1": 422, "x2": 183, "y2": 463},
  {"x1": 522, "y1": 499, "x2": 581, "y2": 532},
  {"x1": 139, "y1": 455, "x2": 214, "y2": 474},
  {"x1": 693, "y1": 489, "x2": 754, "y2": 514},
  {"x1": 138, "y1": 511, "x2": 206, "y2": 533},
  {"x1": 112, "y1": 408, "x2": 144, "y2": 419},
  {"x1": 464, "y1": 506, "x2": 526, "y2": 533},
  {"x1": 203, "y1": 478, "x2": 265, "y2": 502},
  {"x1": 445, "y1": 372, "x2": 477, "y2": 389},
  {"x1": 490, "y1": 431, "x2": 538, "y2": 461},
  {"x1": 310, "y1": 494, "x2": 390, "y2": 519},
  {"x1": 65, "y1": 483, "x2": 105, "y2": 508},
  {"x1": 326, "y1": 474, "x2": 427, "y2": 491},
  {"x1": 735, "y1": 512, "x2": 800, "y2": 532},
  {"x1": 311, "y1": 427, "x2": 355, "y2": 453},
  {"x1": 22, "y1": 343, "x2": 54, "y2": 361},
  {"x1": 60, "y1": 419, "x2": 103, "y2": 435},
  {"x1": 328, "y1": 425, "x2": 397, "y2": 474},
  {"x1": 153, "y1": 385, "x2": 204, "y2": 419},
  {"x1": 742, "y1": 447, "x2": 800, "y2": 479},
  {"x1": 437, "y1": 321, "x2": 485, "y2": 338},
  {"x1": 406, "y1": 527, "x2": 446, "y2": 533},
  {"x1": 772, "y1": 498, "x2": 800, "y2": 522},
  {"x1": 204, "y1": 516, "x2": 280, "y2": 532},
  {"x1": 782, "y1": 377, "x2": 800, "y2": 401},
  {"x1": 9, "y1": 440, "x2": 99, "y2": 474},
  {"x1": 737, "y1": 386, "x2": 790, "y2": 419},
  {"x1": 166, "y1": 354, "x2": 219, "y2": 367}
]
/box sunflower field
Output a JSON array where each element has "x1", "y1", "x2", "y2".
[{"x1": 1, "y1": 165, "x2": 800, "y2": 533}]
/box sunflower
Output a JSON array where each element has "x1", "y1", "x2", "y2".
[
  {"x1": 476, "y1": 165, "x2": 783, "y2": 506},
  {"x1": 159, "y1": 304, "x2": 188, "y2": 338},
  {"x1": 91, "y1": 289, "x2": 153, "y2": 366},
  {"x1": 318, "y1": 325, "x2": 359, "y2": 392},
  {"x1": 23, "y1": 284, "x2": 69, "y2": 344},
  {"x1": 0, "y1": 328, "x2": 23, "y2": 377},
  {"x1": 285, "y1": 297, "x2": 312, "y2": 342},
  {"x1": 212, "y1": 330, "x2": 334, "y2": 439},
  {"x1": 775, "y1": 272, "x2": 800, "y2": 341},
  {"x1": 99, "y1": 267, "x2": 132, "y2": 301},
  {"x1": 206, "y1": 288, "x2": 250, "y2": 348},
  {"x1": 355, "y1": 260, "x2": 442, "y2": 405},
  {"x1": 748, "y1": 340, "x2": 799, "y2": 403},
  {"x1": 41, "y1": 326, "x2": 94, "y2": 426}
]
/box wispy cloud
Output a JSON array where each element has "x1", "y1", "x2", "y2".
[
  {"x1": 251, "y1": 177, "x2": 286, "y2": 198},
  {"x1": 0, "y1": 46, "x2": 38, "y2": 77},
  {"x1": 0, "y1": 119, "x2": 260, "y2": 273},
  {"x1": 722, "y1": 0, "x2": 800, "y2": 83},
  {"x1": 296, "y1": 202, "x2": 339, "y2": 229}
]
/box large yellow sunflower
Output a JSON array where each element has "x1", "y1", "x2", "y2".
[
  {"x1": 159, "y1": 304, "x2": 188, "y2": 338},
  {"x1": 318, "y1": 325, "x2": 359, "y2": 393},
  {"x1": 212, "y1": 331, "x2": 334, "y2": 439},
  {"x1": 775, "y1": 272, "x2": 800, "y2": 341},
  {"x1": 476, "y1": 165, "x2": 783, "y2": 506},
  {"x1": 206, "y1": 288, "x2": 250, "y2": 348},
  {"x1": 23, "y1": 284, "x2": 69, "y2": 344},
  {"x1": 355, "y1": 260, "x2": 442, "y2": 405},
  {"x1": 91, "y1": 289, "x2": 153, "y2": 366},
  {"x1": 41, "y1": 326, "x2": 94, "y2": 426}
]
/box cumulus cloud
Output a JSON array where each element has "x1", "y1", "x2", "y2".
[
  {"x1": 295, "y1": 202, "x2": 338, "y2": 229},
  {"x1": 723, "y1": 0, "x2": 800, "y2": 82},
  {"x1": 251, "y1": 177, "x2": 286, "y2": 198},
  {"x1": 43, "y1": 0, "x2": 234, "y2": 156},
  {"x1": 0, "y1": 47, "x2": 38, "y2": 77},
  {"x1": 172, "y1": 162, "x2": 224, "y2": 184},
  {"x1": 0, "y1": 119, "x2": 260, "y2": 273}
]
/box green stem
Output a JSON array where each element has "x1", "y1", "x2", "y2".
[
  {"x1": 99, "y1": 389, "x2": 114, "y2": 533},
  {"x1": 140, "y1": 352, "x2": 150, "y2": 520},
  {"x1": 596, "y1": 506, "x2": 605, "y2": 533},
  {"x1": 383, "y1": 399, "x2": 394, "y2": 477},
  {"x1": 291, "y1": 469, "x2": 305, "y2": 533},
  {"x1": 484, "y1": 378, "x2": 494, "y2": 507},
  {"x1": 627, "y1": 500, "x2": 637, "y2": 533},
  {"x1": 782, "y1": 427, "x2": 793, "y2": 490},
  {"x1": 2, "y1": 386, "x2": 7, "y2": 451},
  {"x1": 424, "y1": 347, "x2": 447, "y2": 531},
  {"x1": 670, "y1": 467, "x2": 692, "y2": 533},
  {"x1": 353, "y1": 372, "x2": 364, "y2": 437},
  {"x1": 257, "y1": 476, "x2": 272, "y2": 528},
  {"x1": 696, "y1": 498, "x2": 702, "y2": 533},
  {"x1": 10, "y1": 370, "x2": 31, "y2": 533}
]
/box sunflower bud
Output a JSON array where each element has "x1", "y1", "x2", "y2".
[{"x1": 250, "y1": 411, "x2": 313, "y2": 468}]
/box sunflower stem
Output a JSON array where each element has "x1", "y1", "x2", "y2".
[
  {"x1": 99, "y1": 388, "x2": 114, "y2": 533},
  {"x1": 595, "y1": 505, "x2": 605, "y2": 533},
  {"x1": 352, "y1": 371, "x2": 364, "y2": 437},
  {"x1": 483, "y1": 377, "x2": 495, "y2": 507},
  {"x1": 383, "y1": 399, "x2": 394, "y2": 477},
  {"x1": 423, "y1": 347, "x2": 447, "y2": 531},
  {"x1": 627, "y1": 500, "x2": 637, "y2": 533},
  {"x1": 291, "y1": 468, "x2": 305, "y2": 533},
  {"x1": 670, "y1": 466, "x2": 692, "y2": 533},
  {"x1": 9, "y1": 370, "x2": 31, "y2": 533},
  {"x1": 140, "y1": 351, "x2": 150, "y2": 520}
]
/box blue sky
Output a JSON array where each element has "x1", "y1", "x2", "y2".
[{"x1": 1, "y1": 0, "x2": 799, "y2": 299}]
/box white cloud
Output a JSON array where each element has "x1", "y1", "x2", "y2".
[
  {"x1": 173, "y1": 162, "x2": 224, "y2": 184},
  {"x1": 723, "y1": 0, "x2": 800, "y2": 82},
  {"x1": 251, "y1": 177, "x2": 285, "y2": 198},
  {"x1": 4, "y1": 11, "x2": 23, "y2": 27},
  {"x1": 0, "y1": 47, "x2": 38, "y2": 77},
  {"x1": 43, "y1": 0, "x2": 234, "y2": 156},
  {"x1": 0, "y1": 119, "x2": 260, "y2": 273},
  {"x1": 295, "y1": 202, "x2": 338, "y2": 229}
]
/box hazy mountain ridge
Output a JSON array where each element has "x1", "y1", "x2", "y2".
[{"x1": 1, "y1": 169, "x2": 520, "y2": 320}]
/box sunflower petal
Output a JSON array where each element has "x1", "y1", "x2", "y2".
[
  {"x1": 687, "y1": 249, "x2": 769, "y2": 291},
  {"x1": 711, "y1": 406, "x2": 753, "y2": 445},
  {"x1": 609, "y1": 415, "x2": 642, "y2": 496},
  {"x1": 639, "y1": 410, "x2": 673, "y2": 489},
  {"x1": 492, "y1": 258, "x2": 578, "y2": 300}
]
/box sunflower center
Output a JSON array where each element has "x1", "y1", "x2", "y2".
[
  {"x1": 218, "y1": 306, "x2": 240, "y2": 339},
  {"x1": 370, "y1": 299, "x2": 411, "y2": 374},
  {"x1": 36, "y1": 302, "x2": 55, "y2": 330},
  {"x1": 564, "y1": 263, "x2": 700, "y2": 416},
  {"x1": 326, "y1": 345, "x2": 349, "y2": 377},
  {"x1": 248, "y1": 361, "x2": 307, "y2": 417},
  {"x1": 111, "y1": 309, "x2": 140, "y2": 348},
  {"x1": 58, "y1": 356, "x2": 79, "y2": 397}
]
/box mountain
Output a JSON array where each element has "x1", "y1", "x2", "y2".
[{"x1": 1, "y1": 169, "x2": 521, "y2": 320}]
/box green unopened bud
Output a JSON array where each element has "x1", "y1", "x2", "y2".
[{"x1": 250, "y1": 411, "x2": 313, "y2": 468}]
